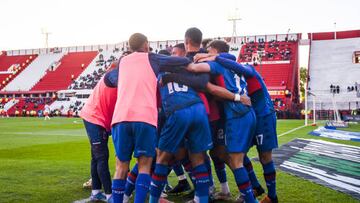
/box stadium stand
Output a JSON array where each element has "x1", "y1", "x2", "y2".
[
  {"x1": 68, "y1": 50, "x2": 121, "y2": 90},
  {"x1": 237, "y1": 34, "x2": 300, "y2": 114},
  {"x1": 7, "y1": 97, "x2": 53, "y2": 116},
  {"x1": 307, "y1": 30, "x2": 360, "y2": 114},
  {"x1": 30, "y1": 51, "x2": 98, "y2": 91},
  {"x1": 3, "y1": 53, "x2": 64, "y2": 91},
  {"x1": 0, "y1": 35, "x2": 302, "y2": 117},
  {"x1": 0, "y1": 54, "x2": 37, "y2": 90}
]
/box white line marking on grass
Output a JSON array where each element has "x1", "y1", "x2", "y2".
[
  {"x1": 278, "y1": 125, "x2": 307, "y2": 137},
  {"x1": 4, "y1": 132, "x2": 84, "y2": 137},
  {"x1": 73, "y1": 198, "x2": 91, "y2": 203},
  {"x1": 73, "y1": 120, "x2": 82, "y2": 124}
]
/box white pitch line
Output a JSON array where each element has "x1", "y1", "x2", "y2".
[{"x1": 278, "y1": 125, "x2": 307, "y2": 137}]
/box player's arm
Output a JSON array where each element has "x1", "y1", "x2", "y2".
[
  {"x1": 206, "y1": 82, "x2": 251, "y2": 106},
  {"x1": 160, "y1": 72, "x2": 209, "y2": 91},
  {"x1": 104, "y1": 67, "x2": 119, "y2": 88},
  {"x1": 215, "y1": 54, "x2": 255, "y2": 78},
  {"x1": 196, "y1": 53, "x2": 255, "y2": 78},
  {"x1": 194, "y1": 53, "x2": 236, "y2": 62},
  {"x1": 149, "y1": 53, "x2": 191, "y2": 74},
  {"x1": 186, "y1": 62, "x2": 211, "y2": 73},
  {"x1": 162, "y1": 73, "x2": 251, "y2": 106}
]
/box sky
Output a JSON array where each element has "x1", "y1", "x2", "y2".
[{"x1": 1, "y1": 0, "x2": 360, "y2": 67}]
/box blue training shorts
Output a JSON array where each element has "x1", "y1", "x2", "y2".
[
  {"x1": 158, "y1": 103, "x2": 213, "y2": 154},
  {"x1": 210, "y1": 119, "x2": 226, "y2": 147},
  {"x1": 112, "y1": 121, "x2": 157, "y2": 161},
  {"x1": 253, "y1": 112, "x2": 278, "y2": 152},
  {"x1": 225, "y1": 109, "x2": 257, "y2": 153}
]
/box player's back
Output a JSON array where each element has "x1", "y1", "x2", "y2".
[
  {"x1": 247, "y1": 68, "x2": 274, "y2": 117},
  {"x1": 208, "y1": 61, "x2": 251, "y2": 119},
  {"x1": 80, "y1": 77, "x2": 117, "y2": 131},
  {"x1": 158, "y1": 72, "x2": 202, "y2": 116},
  {"x1": 112, "y1": 52, "x2": 158, "y2": 127}
]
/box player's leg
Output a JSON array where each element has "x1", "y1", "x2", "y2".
[
  {"x1": 112, "y1": 122, "x2": 134, "y2": 203},
  {"x1": 150, "y1": 111, "x2": 188, "y2": 202},
  {"x1": 172, "y1": 161, "x2": 186, "y2": 182},
  {"x1": 203, "y1": 153, "x2": 215, "y2": 196},
  {"x1": 90, "y1": 147, "x2": 103, "y2": 199},
  {"x1": 226, "y1": 110, "x2": 257, "y2": 203},
  {"x1": 244, "y1": 155, "x2": 265, "y2": 197},
  {"x1": 149, "y1": 151, "x2": 173, "y2": 203},
  {"x1": 83, "y1": 120, "x2": 107, "y2": 201},
  {"x1": 175, "y1": 148, "x2": 196, "y2": 189},
  {"x1": 94, "y1": 130, "x2": 112, "y2": 200},
  {"x1": 133, "y1": 122, "x2": 157, "y2": 203},
  {"x1": 136, "y1": 156, "x2": 154, "y2": 203},
  {"x1": 209, "y1": 120, "x2": 231, "y2": 200},
  {"x1": 258, "y1": 151, "x2": 277, "y2": 203},
  {"x1": 167, "y1": 160, "x2": 191, "y2": 194},
  {"x1": 124, "y1": 163, "x2": 138, "y2": 202},
  {"x1": 210, "y1": 147, "x2": 231, "y2": 200},
  {"x1": 187, "y1": 103, "x2": 213, "y2": 203},
  {"x1": 256, "y1": 113, "x2": 278, "y2": 203}
]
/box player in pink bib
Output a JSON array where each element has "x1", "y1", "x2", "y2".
[
  {"x1": 80, "y1": 69, "x2": 118, "y2": 202},
  {"x1": 105, "y1": 33, "x2": 192, "y2": 203}
]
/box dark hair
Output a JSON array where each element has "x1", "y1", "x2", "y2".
[
  {"x1": 158, "y1": 49, "x2": 171, "y2": 56},
  {"x1": 128, "y1": 33, "x2": 148, "y2": 52},
  {"x1": 174, "y1": 43, "x2": 185, "y2": 51},
  {"x1": 185, "y1": 27, "x2": 202, "y2": 46},
  {"x1": 201, "y1": 38, "x2": 212, "y2": 49},
  {"x1": 208, "y1": 40, "x2": 230, "y2": 53}
]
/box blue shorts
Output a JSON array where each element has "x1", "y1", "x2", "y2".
[
  {"x1": 83, "y1": 119, "x2": 109, "y2": 158},
  {"x1": 225, "y1": 109, "x2": 256, "y2": 153},
  {"x1": 210, "y1": 119, "x2": 226, "y2": 147},
  {"x1": 112, "y1": 122, "x2": 157, "y2": 162},
  {"x1": 158, "y1": 103, "x2": 213, "y2": 154},
  {"x1": 253, "y1": 112, "x2": 278, "y2": 152}
]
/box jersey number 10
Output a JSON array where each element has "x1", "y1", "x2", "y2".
[{"x1": 167, "y1": 82, "x2": 188, "y2": 94}]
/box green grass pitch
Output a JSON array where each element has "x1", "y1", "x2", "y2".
[{"x1": 0, "y1": 118, "x2": 359, "y2": 203}]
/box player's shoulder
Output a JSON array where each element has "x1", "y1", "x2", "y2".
[{"x1": 207, "y1": 61, "x2": 224, "y2": 74}]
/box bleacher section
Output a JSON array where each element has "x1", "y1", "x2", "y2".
[
  {"x1": 237, "y1": 36, "x2": 300, "y2": 111},
  {"x1": 69, "y1": 50, "x2": 121, "y2": 90},
  {"x1": 307, "y1": 30, "x2": 360, "y2": 111},
  {"x1": 3, "y1": 53, "x2": 64, "y2": 91},
  {"x1": 30, "y1": 51, "x2": 98, "y2": 91},
  {"x1": 7, "y1": 97, "x2": 53, "y2": 116},
  {"x1": 0, "y1": 54, "x2": 37, "y2": 90},
  {"x1": 0, "y1": 35, "x2": 302, "y2": 117}
]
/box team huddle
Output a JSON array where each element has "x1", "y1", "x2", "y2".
[{"x1": 80, "y1": 27, "x2": 278, "y2": 203}]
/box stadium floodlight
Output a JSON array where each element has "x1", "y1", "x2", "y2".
[
  {"x1": 41, "y1": 28, "x2": 52, "y2": 49},
  {"x1": 228, "y1": 8, "x2": 241, "y2": 42}
]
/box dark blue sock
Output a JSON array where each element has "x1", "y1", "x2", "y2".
[
  {"x1": 125, "y1": 164, "x2": 138, "y2": 197},
  {"x1": 193, "y1": 164, "x2": 210, "y2": 203},
  {"x1": 205, "y1": 155, "x2": 214, "y2": 188},
  {"x1": 181, "y1": 157, "x2": 195, "y2": 187},
  {"x1": 244, "y1": 155, "x2": 261, "y2": 188},
  {"x1": 173, "y1": 161, "x2": 185, "y2": 177},
  {"x1": 262, "y1": 161, "x2": 277, "y2": 199},
  {"x1": 112, "y1": 179, "x2": 126, "y2": 203},
  {"x1": 149, "y1": 164, "x2": 168, "y2": 203},
  {"x1": 233, "y1": 167, "x2": 256, "y2": 203},
  {"x1": 134, "y1": 173, "x2": 151, "y2": 203},
  {"x1": 212, "y1": 156, "x2": 227, "y2": 183}
]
